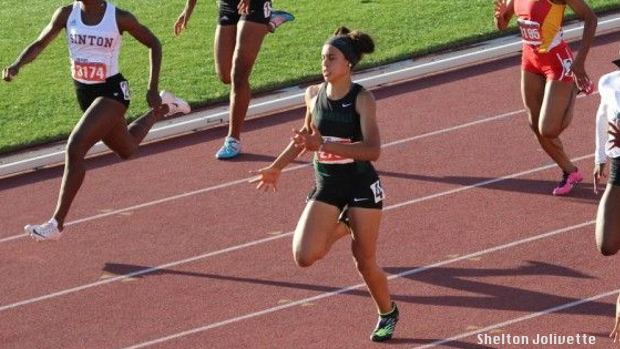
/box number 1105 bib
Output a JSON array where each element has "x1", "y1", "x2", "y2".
[{"x1": 517, "y1": 19, "x2": 542, "y2": 46}]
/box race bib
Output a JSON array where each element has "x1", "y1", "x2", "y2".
[
  {"x1": 72, "y1": 61, "x2": 107, "y2": 82},
  {"x1": 517, "y1": 19, "x2": 542, "y2": 45},
  {"x1": 263, "y1": 1, "x2": 272, "y2": 18},
  {"x1": 316, "y1": 136, "x2": 354, "y2": 164},
  {"x1": 556, "y1": 52, "x2": 574, "y2": 80},
  {"x1": 370, "y1": 180, "x2": 385, "y2": 203},
  {"x1": 119, "y1": 81, "x2": 131, "y2": 101}
]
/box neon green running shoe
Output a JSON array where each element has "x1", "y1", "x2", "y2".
[{"x1": 370, "y1": 302, "x2": 399, "y2": 342}]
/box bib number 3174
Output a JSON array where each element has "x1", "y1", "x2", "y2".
[{"x1": 73, "y1": 62, "x2": 106, "y2": 82}]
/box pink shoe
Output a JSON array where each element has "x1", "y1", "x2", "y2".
[{"x1": 552, "y1": 169, "x2": 583, "y2": 196}]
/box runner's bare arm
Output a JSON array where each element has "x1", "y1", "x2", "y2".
[
  {"x1": 593, "y1": 99, "x2": 609, "y2": 193},
  {"x1": 249, "y1": 85, "x2": 321, "y2": 191},
  {"x1": 564, "y1": 0, "x2": 597, "y2": 69},
  {"x1": 494, "y1": 0, "x2": 515, "y2": 31},
  {"x1": 117, "y1": 9, "x2": 163, "y2": 108},
  {"x1": 238, "y1": 0, "x2": 252, "y2": 16},
  {"x1": 270, "y1": 85, "x2": 321, "y2": 170},
  {"x1": 3, "y1": 6, "x2": 71, "y2": 81},
  {"x1": 174, "y1": 0, "x2": 198, "y2": 36}
]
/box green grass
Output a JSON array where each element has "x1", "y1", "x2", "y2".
[{"x1": 0, "y1": 0, "x2": 618, "y2": 153}]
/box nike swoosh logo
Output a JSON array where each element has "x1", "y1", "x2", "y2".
[
  {"x1": 342, "y1": 103, "x2": 352, "y2": 108},
  {"x1": 353, "y1": 198, "x2": 367, "y2": 202}
]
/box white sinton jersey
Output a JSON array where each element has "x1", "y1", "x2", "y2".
[
  {"x1": 66, "y1": 1, "x2": 122, "y2": 84},
  {"x1": 595, "y1": 71, "x2": 620, "y2": 164}
]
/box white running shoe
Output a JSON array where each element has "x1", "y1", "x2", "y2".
[
  {"x1": 160, "y1": 91, "x2": 191, "y2": 116},
  {"x1": 25, "y1": 218, "x2": 62, "y2": 242}
]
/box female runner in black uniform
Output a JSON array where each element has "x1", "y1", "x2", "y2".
[
  {"x1": 3, "y1": 0, "x2": 190, "y2": 241},
  {"x1": 251, "y1": 27, "x2": 399, "y2": 342}
]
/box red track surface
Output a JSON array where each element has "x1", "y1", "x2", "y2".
[{"x1": 1, "y1": 33, "x2": 620, "y2": 349}]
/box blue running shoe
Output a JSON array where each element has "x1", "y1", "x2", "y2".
[
  {"x1": 215, "y1": 136, "x2": 241, "y2": 159},
  {"x1": 269, "y1": 10, "x2": 294, "y2": 33}
]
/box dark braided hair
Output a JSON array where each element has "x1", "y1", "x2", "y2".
[{"x1": 327, "y1": 26, "x2": 375, "y2": 67}]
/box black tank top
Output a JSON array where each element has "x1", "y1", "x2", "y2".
[{"x1": 312, "y1": 83, "x2": 375, "y2": 177}]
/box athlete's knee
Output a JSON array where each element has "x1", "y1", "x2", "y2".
[
  {"x1": 294, "y1": 252, "x2": 318, "y2": 268},
  {"x1": 352, "y1": 253, "x2": 377, "y2": 275},
  {"x1": 598, "y1": 246, "x2": 619, "y2": 257},
  {"x1": 528, "y1": 123, "x2": 540, "y2": 136},
  {"x1": 231, "y1": 65, "x2": 251, "y2": 88},
  {"x1": 598, "y1": 241, "x2": 620, "y2": 256},
  {"x1": 217, "y1": 71, "x2": 232, "y2": 85},
  {"x1": 527, "y1": 121, "x2": 538, "y2": 134},
  {"x1": 526, "y1": 114, "x2": 539, "y2": 134},
  {"x1": 66, "y1": 136, "x2": 88, "y2": 162},
  {"x1": 293, "y1": 246, "x2": 323, "y2": 268},
  {"x1": 540, "y1": 124, "x2": 561, "y2": 139},
  {"x1": 116, "y1": 147, "x2": 135, "y2": 160}
]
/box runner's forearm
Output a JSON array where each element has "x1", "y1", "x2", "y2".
[{"x1": 272, "y1": 141, "x2": 304, "y2": 170}]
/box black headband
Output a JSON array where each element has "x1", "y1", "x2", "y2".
[
  {"x1": 326, "y1": 36, "x2": 359, "y2": 67},
  {"x1": 614, "y1": 59, "x2": 620, "y2": 70}
]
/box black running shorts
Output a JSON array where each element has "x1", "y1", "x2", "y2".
[
  {"x1": 218, "y1": 0, "x2": 272, "y2": 26},
  {"x1": 74, "y1": 73, "x2": 131, "y2": 112},
  {"x1": 307, "y1": 172, "x2": 385, "y2": 210},
  {"x1": 609, "y1": 157, "x2": 620, "y2": 187}
]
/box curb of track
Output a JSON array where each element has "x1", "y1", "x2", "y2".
[{"x1": 1, "y1": 14, "x2": 619, "y2": 178}]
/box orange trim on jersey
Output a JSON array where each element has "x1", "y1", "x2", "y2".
[{"x1": 539, "y1": 0, "x2": 565, "y2": 52}]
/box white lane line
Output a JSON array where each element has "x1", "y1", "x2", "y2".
[
  {"x1": 114, "y1": 220, "x2": 596, "y2": 349},
  {"x1": 0, "y1": 233, "x2": 290, "y2": 313},
  {"x1": 0, "y1": 163, "x2": 304, "y2": 244},
  {"x1": 0, "y1": 154, "x2": 593, "y2": 314},
  {"x1": 411, "y1": 289, "x2": 617, "y2": 349},
  {"x1": 0, "y1": 91, "x2": 598, "y2": 244}
]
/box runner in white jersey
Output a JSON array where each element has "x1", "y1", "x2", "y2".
[
  {"x1": 2, "y1": 0, "x2": 191, "y2": 242},
  {"x1": 593, "y1": 62, "x2": 620, "y2": 188},
  {"x1": 67, "y1": 0, "x2": 122, "y2": 85},
  {"x1": 591, "y1": 50, "x2": 620, "y2": 342}
]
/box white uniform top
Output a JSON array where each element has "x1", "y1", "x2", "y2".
[
  {"x1": 595, "y1": 71, "x2": 620, "y2": 164},
  {"x1": 66, "y1": 2, "x2": 122, "y2": 84}
]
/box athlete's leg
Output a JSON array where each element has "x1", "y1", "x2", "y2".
[
  {"x1": 596, "y1": 184, "x2": 620, "y2": 256},
  {"x1": 522, "y1": 70, "x2": 546, "y2": 134},
  {"x1": 214, "y1": 24, "x2": 237, "y2": 85},
  {"x1": 226, "y1": 20, "x2": 269, "y2": 140},
  {"x1": 51, "y1": 98, "x2": 127, "y2": 229},
  {"x1": 538, "y1": 79, "x2": 579, "y2": 172},
  {"x1": 102, "y1": 104, "x2": 169, "y2": 159},
  {"x1": 348, "y1": 207, "x2": 392, "y2": 314},
  {"x1": 521, "y1": 71, "x2": 576, "y2": 173},
  {"x1": 292, "y1": 200, "x2": 351, "y2": 267},
  {"x1": 560, "y1": 85, "x2": 578, "y2": 132}
]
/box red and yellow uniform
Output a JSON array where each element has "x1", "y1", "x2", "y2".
[{"x1": 515, "y1": 0, "x2": 574, "y2": 82}]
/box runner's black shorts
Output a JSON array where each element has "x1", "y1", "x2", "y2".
[
  {"x1": 307, "y1": 172, "x2": 385, "y2": 210},
  {"x1": 218, "y1": 0, "x2": 272, "y2": 26},
  {"x1": 73, "y1": 73, "x2": 131, "y2": 112},
  {"x1": 609, "y1": 157, "x2": 620, "y2": 186}
]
